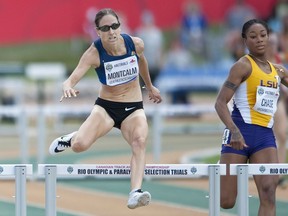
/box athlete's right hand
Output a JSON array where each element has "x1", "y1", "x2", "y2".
[
  {"x1": 60, "y1": 87, "x2": 80, "y2": 102},
  {"x1": 224, "y1": 128, "x2": 248, "y2": 150}
]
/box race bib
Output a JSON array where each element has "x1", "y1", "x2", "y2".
[
  {"x1": 104, "y1": 56, "x2": 139, "y2": 86},
  {"x1": 253, "y1": 86, "x2": 280, "y2": 116}
]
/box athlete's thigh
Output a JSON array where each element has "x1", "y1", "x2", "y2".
[
  {"x1": 250, "y1": 146, "x2": 278, "y2": 164},
  {"x1": 220, "y1": 153, "x2": 248, "y2": 199},
  {"x1": 250, "y1": 147, "x2": 279, "y2": 192},
  {"x1": 121, "y1": 109, "x2": 148, "y2": 144},
  {"x1": 77, "y1": 105, "x2": 114, "y2": 141}
]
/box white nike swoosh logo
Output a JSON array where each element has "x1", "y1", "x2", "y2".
[{"x1": 125, "y1": 107, "x2": 136, "y2": 111}]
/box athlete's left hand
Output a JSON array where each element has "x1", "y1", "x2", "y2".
[{"x1": 147, "y1": 86, "x2": 162, "y2": 104}]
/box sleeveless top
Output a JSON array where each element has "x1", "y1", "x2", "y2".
[
  {"x1": 93, "y1": 34, "x2": 139, "y2": 86},
  {"x1": 232, "y1": 54, "x2": 281, "y2": 128}
]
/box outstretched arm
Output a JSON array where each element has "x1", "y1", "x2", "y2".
[{"x1": 60, "y1": 44, "x2": 99, "y2": 101}]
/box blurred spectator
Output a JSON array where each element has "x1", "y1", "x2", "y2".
[
  {"x1": 163, "y1": 36, "x2": 193, "y2": 104},
  {"x1": 267, "y1": 0, "x2": 288, "y2": 33},
  {"x1": 83, "y1": 7, "x2": 99, "y2": 43},
  {"x1": 224, "y1": 30, "x2": 247, "y2": 61},
  {"x1": 164, "y1": 37, "x2": 193, "y2": 69},
  {"x1": 117, "y1": 11, "x2": 131, "y2": 34},
  {"x1": 135, "y1": 10, "x2": 163, "y2": 84},
  {"x1": 180, "y1": 0, "x2": 207, "y2": 58},
  {"x1": 225, "y1": 0, "x2": 257, "y2": 30},
  {"x1": 266, "y1": 31, "x2": 282, "y2": 62},
  {"x1": 224, "y1": 0, "x2": 256, "y2": 62},
  {"x1": 279, "y1": 15, "x2": 288, "y2": 64},
  {"x1": 275, "y1": 0, "x2": 288, "y2": 21}
]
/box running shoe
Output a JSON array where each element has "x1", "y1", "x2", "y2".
[
  {"x1": 127, "y1": 189, "x2": 151, "y2": 209},
  {"x1": 49, "y1": 131, "x2": 76, "y2": 155}
]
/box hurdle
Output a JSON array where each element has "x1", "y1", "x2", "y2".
[
  {"x1": 0, "y1": 164, "x2": 33, "y2": 216},
  {"x1": 0, "y1": 106, "x2": 29, "y2": 164},
  {"x1": 230, "y1": 163, "x2": 288, "y2": 216},
  {"x1": 38, "y1": 164, "x2": 226, "y2": 216}
]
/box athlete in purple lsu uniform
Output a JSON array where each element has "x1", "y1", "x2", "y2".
[{"x1": 215, "y1": 19, "x2": 288, "y2": 216}]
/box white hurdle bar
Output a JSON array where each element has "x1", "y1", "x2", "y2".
[
  {"x1": 230, "y1": 163, "x2": 288, "y2": 216},
  {"x1": 0, "y1": 164, "x2": 33, "y2": 216},
  {"x1": 38, "y1": 164, "x2": 226, "y2": 216}
]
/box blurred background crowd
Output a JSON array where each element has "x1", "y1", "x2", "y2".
[{"x1": 0, "y1": 0, "x2": 287, "y2": 106}]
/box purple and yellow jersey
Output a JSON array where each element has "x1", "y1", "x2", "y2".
[{"x1": 232, "y1": 55, "x2": 281, "y2": 128}]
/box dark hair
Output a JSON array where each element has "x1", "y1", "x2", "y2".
[
  {"x1": 94, "y1": 8, "x2": 119, "y2": 28},
  {"x1": 241, "y1": 19, "x2": 269, "y2": 39}
]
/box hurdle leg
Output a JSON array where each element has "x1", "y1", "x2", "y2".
[
  {"x1": 37, "y1": 106, "x2": 46, "y2": 165},
  {"x1": 45, "y1": 165, "x2": 57, "y2": 216},
  {"x1": 152, "y1": 108, "x2": 162, "y2": 163},
  {"x1": 208, "y1": 165, "x2": 220, "y2": 216},
  {"x1": 237, "y1": 165, "x2": 249, "y2": 216},
  {"x1": 15, "y1": 165, "x2": 27, "y2": 216},
  {"x1": 19, "y1": 109, "x2": 29, "y2": 164}
]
